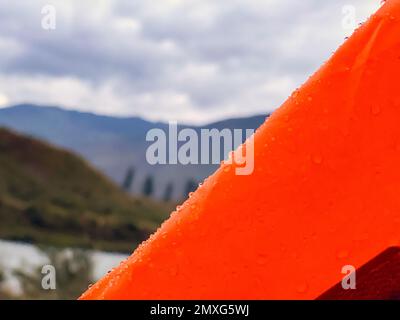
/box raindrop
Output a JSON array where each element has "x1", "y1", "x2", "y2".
[
  {"x1": 337, "y1": 250, "x2": 349, "y2": 259},
  {"x1": 107, "y1": 268, "x2": 115, "y2": 274},
  {"x1": 371, "y1": 105, "x2": 381, "y2": 115},
  {"x1": 170, "y1": 267, "x2": 178, "y2": 276},
  {"x1": 170, "y1": 211, "x2": 177, "y2": 218},
  {"x1": 296, "y1": 283, "x2": 308, "y2": 294},
  {"x1": 257, "y1": 254, "x2": 268, "y2": 265},
  {"x1": 312, "y1": 154, "x2": 323, "y2": 165}
]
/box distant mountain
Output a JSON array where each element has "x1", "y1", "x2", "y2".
[
  {"x1": 0, "y1": 127, "x2": 171, "y2": 252},
  {"x1": 0, "y1": 104, "x2": 267, "y2": 200}
]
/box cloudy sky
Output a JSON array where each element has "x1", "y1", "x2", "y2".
[{"x1": 0, "y1": 0, "x2": 381, "y2": 124}]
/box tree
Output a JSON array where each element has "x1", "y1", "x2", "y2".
[
  {"x1": 142, "y1": 175, "x2": 154, "y2": 197},
  {"x1": 163, "y1": 182, "x2": 174, "y2": 202},
  {"x1": 121, "y1": 166, "x2": 135, "y2": 192},
  {"x1": 184, "y1": 179, "x2": 197, "y2": 199},
  {"x1": 0, "y1": 267, "x2": 8, "y2": 299}
]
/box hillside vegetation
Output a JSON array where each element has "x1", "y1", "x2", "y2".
[{"x1": 0, "y1": 128, "x2": 171, "y2": 252}]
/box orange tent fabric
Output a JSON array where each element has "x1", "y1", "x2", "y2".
[{"x1": 81, "y1": 0, "x2": 400, "y2": 299}]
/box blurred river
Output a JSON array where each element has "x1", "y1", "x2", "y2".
[{"x1": 0, "y1": 239, "x2": 128, "y2": 295}]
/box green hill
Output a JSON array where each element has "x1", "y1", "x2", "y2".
[{"x1": 0, "y1": 127, "x2": 171, "y2": 252}]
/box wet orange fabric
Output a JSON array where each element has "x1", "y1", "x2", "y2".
[{"x1": 81, "y1": 0, "x2": 400, "y2": 299}]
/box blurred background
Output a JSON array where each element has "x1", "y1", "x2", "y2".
[{"x1": 0, "y1": 0, "x2": 379, "y2": 299}]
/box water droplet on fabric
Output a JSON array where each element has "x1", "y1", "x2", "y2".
[
  {"x1": 337, "y1": 250, "x2": 349, "y2": 259},
  {"x1": 296, "y1": 283, "x2": 308, "y2": 294},
  {"x1": 312, "y1": 154, "x2": 323, "y2": 165},
  {"x1": 371, "y1": 105, "x2": 381, "y2": 115}
]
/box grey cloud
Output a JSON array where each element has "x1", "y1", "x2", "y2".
[{"x1": 0, "y1": 0, "x2": 380, "y2": 123}]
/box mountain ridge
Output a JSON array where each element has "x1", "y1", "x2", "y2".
[{"x1": 0, "y1": 104, "x2": 267, "y2": 199}]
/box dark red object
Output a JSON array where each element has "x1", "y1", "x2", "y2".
[{"x1": 318, "y1": 247, "x2": 400, "y2": 300}]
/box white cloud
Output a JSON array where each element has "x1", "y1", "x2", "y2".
[
  {"x1": 113, "y1": 17, "x2": 142, "y2": 34},
  {"x1": 0, "y1": 93, "x2": 9, "y2": 106}
]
